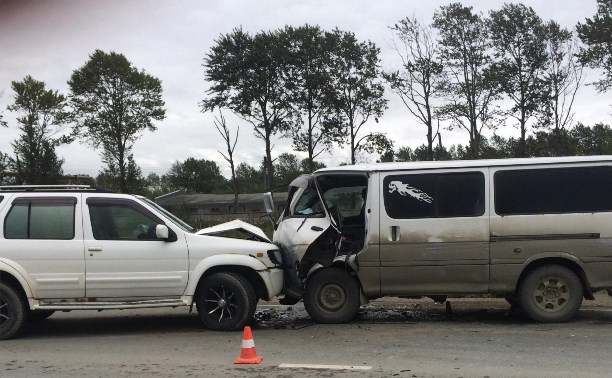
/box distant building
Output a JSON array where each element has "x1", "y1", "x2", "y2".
[
  {"x1": 155, "y1": 190, "x2": 287, "y2": 215},
  {"x1": 58, "y1": 174, "x2": 95, "y2": 186}
]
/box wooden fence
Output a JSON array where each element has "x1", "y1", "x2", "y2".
[{"x1": 185, "y1": 212, "x2": 272, "y2": 228}]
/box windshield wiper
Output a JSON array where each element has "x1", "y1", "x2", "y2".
[{"x1": 297, "y1": 213, "x2": 314, "y2": 232}]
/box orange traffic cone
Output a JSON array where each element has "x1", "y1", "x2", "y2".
[{"x1": 234, "y1": 326, "x2": 263, "y2": 364}]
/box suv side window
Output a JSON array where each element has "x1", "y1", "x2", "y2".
[
  {"x1": 4, "y1": 197, "x2": 76, "y2": 240},
  {"x1": 384, "y1": 172, "x2": 485, "y2": 219},
  {"x1": 88, "y1": 198, "x2": 162, "y2": 241}
]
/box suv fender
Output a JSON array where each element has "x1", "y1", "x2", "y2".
[
  {"x1": 0, "y1": 259, "x2": 34, "y2": 301},
  {"x1": 185, "y1": 254, "x2": 276, "y2": 298}
]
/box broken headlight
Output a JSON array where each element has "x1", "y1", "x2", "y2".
[{"x1": 267, "y1": 249, "x2": 283, "y2": 265}]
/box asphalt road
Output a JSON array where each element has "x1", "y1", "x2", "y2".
[{"x1": 1, "y1": 293, "x2": 612, "y2": 378}]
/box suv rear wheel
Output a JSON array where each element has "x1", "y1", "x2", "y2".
[
  {"x1": 0, "y1": 282, "x2": 27, "y2": 340},
  {"x1": 195, "y1": 272, "x2": 256, "y2": 331}
]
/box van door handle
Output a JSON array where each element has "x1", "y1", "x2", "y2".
[
  {"x1": 389, "y1": 226, "x2": 400, "y2": 242},
  {"x1": 87, "y1": 246, "x2": 103, "y2": 252},
  {"x1": 311, "y1": 226, "x2": 324, "y2": 232}
]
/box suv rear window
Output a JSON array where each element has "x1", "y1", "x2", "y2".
[{"x1": 4, "y1": 197, "x2": 76, "y2": 240}]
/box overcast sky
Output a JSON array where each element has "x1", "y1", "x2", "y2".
[{"x1": 0, "y1": 0, "x2": 609, "y2": 178}]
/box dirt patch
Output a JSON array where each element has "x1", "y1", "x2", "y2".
[{"x1": 254, "y1": 291, "x2": 612, "y2": 328}]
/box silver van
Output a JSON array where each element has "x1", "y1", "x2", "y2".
[{"x1": 265, "y1": 156, "x2": 612, "y2": 323}]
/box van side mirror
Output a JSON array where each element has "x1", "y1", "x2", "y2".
[
  {"x1": 264, "y1": 192, "x2": 274, "y2": 214},
  {"x1": 263, "y1": 192, "x2": 278, "y2": 228}
]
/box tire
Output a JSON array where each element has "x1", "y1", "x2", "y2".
[
  {"x1": 0, "y1": 282, "x2": 27, "y2": 340},
  {"x1": 518, "y1": 265, "x2": 583, "y2": 323},
  {"x1": 303, "y1": 268, "x2": 360, "y2": 324},
  {"x1": 28, "y1": 310, "x2": 55, "y2": 322},
  {"x1": 504, "y1": 296, "x2": 518, "y2": 307},
  {"x1": 195, "y1": 272, "x2": 256, "y2": 331}
]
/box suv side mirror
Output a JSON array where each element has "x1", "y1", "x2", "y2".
[{"x1": 155, "y1": 224, "x2": 177, "y2": 242}]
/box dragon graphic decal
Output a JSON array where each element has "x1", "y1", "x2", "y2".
[{"x1": 388, "y1": 181, "x2": 434, "y2": 203}]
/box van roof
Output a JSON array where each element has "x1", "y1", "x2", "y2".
[{"x1": 315, "y1": 155, "x2": 612, "y2": 173}]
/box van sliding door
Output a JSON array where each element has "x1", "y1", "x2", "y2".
[{"x1": 379, "y1": 168, "x2": 490, "y2": 295}]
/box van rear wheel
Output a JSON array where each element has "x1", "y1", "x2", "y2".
[
  {"x1": 304, "y1": 268, "x2": 360, "y2": 324},
  {"x1": 518, "y1": 265, "x2": 583, "y2": 323}
]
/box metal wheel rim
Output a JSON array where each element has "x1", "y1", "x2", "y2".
[
  {"x1": 318, "y1": 283, "x2": 347, "y2": 311},
  {"x1": 0, "y1": 299, "x2": 9, "y2": 327},
  {"x1": 532, "y1": 276, "x2": 571, "y2": 313},
  {"x1": 202, "y1": 284, "x2": 238, "y2": 322}
]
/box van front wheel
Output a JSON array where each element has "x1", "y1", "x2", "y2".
[
  {"x1": 518, "y1": 265, "x2": 583, "y2": 323},
  {"x1": 304, "y1": 268, "x2": 360, "y2": 324}
]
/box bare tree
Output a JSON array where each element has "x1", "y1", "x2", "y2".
[
  {"x1": 0, "y1": 89, "x2": 6, "y2": 128},
  {"x1": 489, "y1": 3, "x2": 549, "y2": 158},
  {"x1": 540, "y1": 21, "x2": 585, "y2": 155},
  {"x1": 202, "y1": 28, "x2": 295, "y2": 192},
  {"x1": 385, "y1": 16, "x2": 444, "y2": 161},
  {"x1": 327, "y1": 29, "x2": 389, "y2": 164},
  {"x1": 433, "y1": 3, "x2": 500, "y2": 159},
  {"x1": 214, "y1": 110, "x2": 240, "y2": 211}
]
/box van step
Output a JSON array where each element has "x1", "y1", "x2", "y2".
[{"x1": 35, "y1": 299, "x2": 188, "y2": 310}]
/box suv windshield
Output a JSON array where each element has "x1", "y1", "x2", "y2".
[{"x1": 138, "y1": 197, "x2": 196, "y2": 233}]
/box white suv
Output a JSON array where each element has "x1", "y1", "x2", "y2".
[{"x1": 0, "y1": 186, "x2": 284, "y2": 339}]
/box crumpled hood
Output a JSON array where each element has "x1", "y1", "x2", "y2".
[{"x1": 195, "y1": 219, "x2": 271, "y2": 243}]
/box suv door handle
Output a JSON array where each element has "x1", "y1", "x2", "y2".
[
  {"x1": 87, "y1": 246, "x2": 103, "y2": 252},
  {"x1": 311, "y1": 226, "x2": 324, "y2": 232}
]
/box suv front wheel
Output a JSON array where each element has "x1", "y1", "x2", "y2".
[
  {"x1": 0, "y1": 282, "x2": 27, "y2": 340},
  {"x1": 195, "y1": 272, "x2": 256, "y2": 331}
]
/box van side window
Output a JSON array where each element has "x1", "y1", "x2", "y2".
[
  {"x1": 384, "y1": 172, "x2": 485, "y2": 219},
  {"x1": 4, "y1": 198, "x2": 76, "y2": 240},
  {"x1": 495, "y1": 166, "x2": 612, "y2": 215}
]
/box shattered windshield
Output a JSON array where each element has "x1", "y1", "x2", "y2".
[{"x1": 293, "y1": 184, "x2": 325, "y2": 216}]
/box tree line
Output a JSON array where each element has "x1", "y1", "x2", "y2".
[{"x1": 1, "y1": 1, "x2": 611, "y2": 198}]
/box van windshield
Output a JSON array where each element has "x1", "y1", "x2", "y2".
[
  {"x1": 316, "y1": 174, "x2": 368, "y2": 221},
  {"x1": 293, "y1": 185, "x2": 325, "y2": 216}
]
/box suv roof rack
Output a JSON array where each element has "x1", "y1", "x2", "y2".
[{"x1": 0, "y1": 185, "x2": 114, "y2": 193}]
